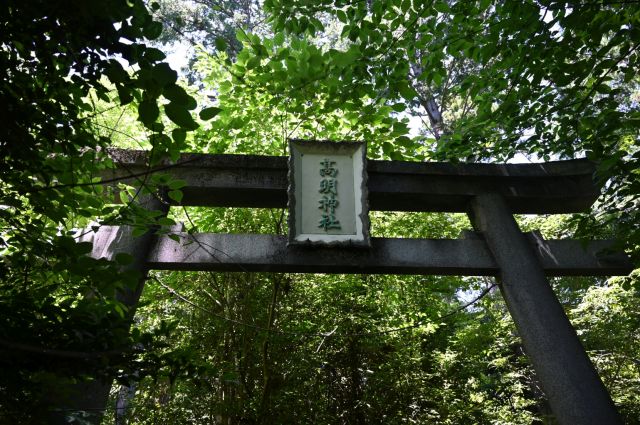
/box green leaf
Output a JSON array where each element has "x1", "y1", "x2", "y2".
[
  {"x1": 273, "y1": 32, "x2": 285, "y2": 46},
  {"x1": 236, "y1": 28, "x2": 249, "y2": 43},
  {"x1": 172, "y1": 128, "x2": 187, "y2": 144},
  {"x1": 215, "y1": 36, "x2": 227, "y2": 52},
  {"x1": 398, "y1": 83, "x2": 417, "y2": 101},
  {"x1": 152, "y1": 63, "x2": 178, "y2": 87},
  {"x1": 433, "y1": 1, "x2": 450, "y2": 13},
  {"x1": 168, "y1": 190, "x2": 183, "y2": 203},
  {"x1": 348, "y1": 27, "x2": 359, "y2": 41},
  {"x1": 144, "y1": 47, "x2": 166, "y2": 62},
  {"x1": 168, "y1": 179, "x2": 187, "y2": 190},
  {"x1": 143, "y1": 21, "x2": 163, "y2": 40},
  {"x1": 199, "y1": 107, "x2": 222, "y2": 121},
  {"x1": 331, "y1": 49, "x2": 358, "y2": 68},
  {"x1": 396, "y1": 135, "x2": 413, "y2": 146},
  {"x1": 390, "y1": 151, "x2": 403, "y2": 160},
  {"x1": 157, "y1": 217, "x2": 176, "y2": 226},
  {"x1": 117, "y1": 86, "x2": 134, "y2": 105},
  {"x1": 151, "y1": 122, "x2": 165, "y2": 132},
  {"x1": 75, "y1": 241, "x2": 93, "y2": 255},
  {"x1": 151, "y1": 133, "x2": 172, "y2": 150},
  {"x1": 595, "y1": 83, "x2": 612, "y2": 94},
  {"x1": 165, "y1": 103, "x2": 199, "y2": 130},
  {"x1": 246, "y1": 56, "x2": 260, "y2": 70},
  {"x1": 105, "y1": 60, "x2": 129, "y2": 83},
  {"x1": 131, "y1": 226, "x2": 148, "y2": 238},
  {"x1": 163, "y1": 84, "x2": 197, "y2": 110},
  {"x1": 432, "y1": 70, "x2": 445, "y2": 86},
  {"x1": 138, "y1": 98, "x2": 159, "y2": 126},
  {"x1": 115, "y1": 252, "x2": 134, "y2": 265}
]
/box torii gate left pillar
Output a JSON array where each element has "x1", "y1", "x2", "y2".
[{"x1": 47, "y1": 192, "x2": 168, "y2": 425}]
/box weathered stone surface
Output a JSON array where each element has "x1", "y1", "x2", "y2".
[
  {"x1": 123, "y1": 231, "x2": 633, "y2": 276},
  {"x1": 63, "y1": 195, "x2": 168, "y2": 425},
  {"x1": 104, "y1": 149, "x2": 600, "y2": 213},
  {"x1": 470, "y1": 193, "x2": 623, "y2": 425}
]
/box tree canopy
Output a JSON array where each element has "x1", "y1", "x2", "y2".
[{"x1": 1, "y1": 0, "x2": 639, "y2": 424}]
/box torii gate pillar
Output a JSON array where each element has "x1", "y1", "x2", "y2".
[
  {"x1": 469, "y1": 192, "x2": 622, "y2": 425},
  {"x1": 47, "y1": 192, "x2": 168, "y2": 425}
]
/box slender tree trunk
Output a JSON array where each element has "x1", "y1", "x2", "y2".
[
  {"x1": 115, "y1": 380, "x2": 137, "y2": 425},
  {"x1": 347, "y1": 336, "x2": 365, "y2": 425},
  {"x1": 259, "y1": 276, "x2": 280, "y2": 423}
]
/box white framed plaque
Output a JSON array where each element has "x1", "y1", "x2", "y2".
[{"x1": 288, "y1": 139, "x2": 370, "y2": 247}]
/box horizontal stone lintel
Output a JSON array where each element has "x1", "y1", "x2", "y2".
[
  {"x1": 105, "y1": 149, "x2": 601, "y2": 214},
  {"x1": 142, "y1": 232, "x2": 631, "y2": 276}
]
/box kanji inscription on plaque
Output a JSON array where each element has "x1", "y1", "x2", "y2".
[{"x1": 288, "y1": 140, "x2": 370, "y2": 247}]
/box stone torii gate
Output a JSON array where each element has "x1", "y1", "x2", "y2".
[{"x1": 76, "y1": 147, "x2": 631, "y2": 425}]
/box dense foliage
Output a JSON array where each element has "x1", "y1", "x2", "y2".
[
  {"x1": 1, "y1": 0, "x2": 639, "y2": 424},
  {"x1": 1, "y1": 0, "x2": 201, "y2": 422}
]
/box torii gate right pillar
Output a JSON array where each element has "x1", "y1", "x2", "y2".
[{"x1": 469, "y1": 192, "x2": 622, "y2": 425}]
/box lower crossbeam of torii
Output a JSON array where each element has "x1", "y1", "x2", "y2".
[{"x1": 59, "y1": 146, "x2": 632, "y2": 425}]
